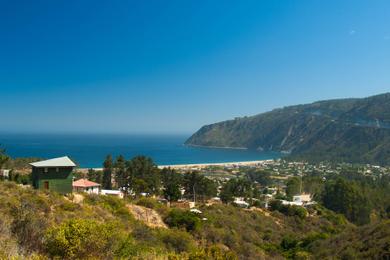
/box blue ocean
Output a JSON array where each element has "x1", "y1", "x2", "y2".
[{"x1": 0, "y1": 134, "x2": 280, "y2": 168}]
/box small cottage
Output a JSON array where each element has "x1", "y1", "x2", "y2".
[
  {"x1": 30, "y1": 156, "x2": 76, "y2": 194},
  {"x1": 73, "y1": 178, "x2": 100, "y2": 194}
]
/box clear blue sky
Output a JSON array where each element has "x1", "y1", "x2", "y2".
[{"x1": 1, "y1": 0, "x2": 389, "y2": 134}]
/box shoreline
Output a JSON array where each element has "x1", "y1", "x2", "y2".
[
  {"x1": 157, "y1": 159, "x2": 275, "y2": 169},
  {"x1": 78, "y1": 159, "x2": 276, "y2": 172},
  {"x1": 185, "y1": 144, "x2": 248, "y2": 150}
]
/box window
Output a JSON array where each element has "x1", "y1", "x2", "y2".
[
  {"x1": 56, "y1": 168, "x2": 59, "y2": 173},
  {"x1": 44, "y1": 168, "x2": 48, "y2": 173}
]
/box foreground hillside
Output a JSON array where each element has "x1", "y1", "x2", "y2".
[
  {"x1": 312, "y1": 220, "x2": 390, "y2": 259},
  {"x1": 0, "y1": 181, "x2": 389, "y2": 259},
  {"x1": 186, "y1": 93, "x2": 390, "y2": 165}
]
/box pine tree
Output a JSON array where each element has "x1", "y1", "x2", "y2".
[
  {"x1": 102, "y1": 155, "x2": 113, "y2": 189},
  {"x1": 0, "y1": 146, "x2": 10, "y2": 169},
  {"x1": 115, "y1": 155, "x2": 127, "y2": 192},
  {"x1": 161, "y1": 168, "x2": 182, "y2": 202}
]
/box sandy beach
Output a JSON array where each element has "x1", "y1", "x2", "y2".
[
  {"x1": 157, "y1": 159, "x2": 275, "y2": 169},
  {"x1": 78, "y1": 159, "x2": 275, "y2": 172}
]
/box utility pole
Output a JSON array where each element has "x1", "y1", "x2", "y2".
[
  {"x1": 193, "y1": 184, "x2": 196, "y2": 204},
  {"x1": 299, "y1": 173, "x2": 303, "y2": 194}
]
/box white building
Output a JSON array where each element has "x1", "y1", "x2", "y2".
[
  {"x1": 293, "y1": 194, "x2": 312, "y2": 204},
  {"x1": 100, "y1": 189, "x2": 124, "y2": 199},
  {"x1": 0, "y1": 169, "x2": 10, "y2": 178},
  {"x1": 233, "y1": 197, "x2": 249, "y2": 208},
  {"x1": 282, "y1": 194, "x2": 314, "y2": 206}
]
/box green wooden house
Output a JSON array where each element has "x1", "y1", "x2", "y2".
[{"x1": 30, "y1": 156, "x2": 76, "y2": 194}]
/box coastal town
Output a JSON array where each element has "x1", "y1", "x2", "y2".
[
  {"x1": 1, "y1": 155, "x2": 389, "y2": 213},
  {"x1": 1, "y1": 153, "x2": 390, "y2": 259}
]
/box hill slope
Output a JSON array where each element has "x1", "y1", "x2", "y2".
[
  {"x1": 1, "y1": 181, "x2": 390, "y2": 259},
  {"x1": 0, "y1": 181, "x2": 359, "y2": 259},
  {"x1": 186, "y1": 93, "x2": 390, "y2": 165}
]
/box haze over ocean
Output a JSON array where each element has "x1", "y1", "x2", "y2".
[{"x1": 0, "y1": 134, "x2": 280, "y2": 168}]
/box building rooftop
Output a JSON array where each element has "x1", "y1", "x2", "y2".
[
  {"x1": 30, "y1": 156, "x2": 76, "y2": 168},
  {"x1": 73, "y1": 178, "x2": 100, "y2": 188}
]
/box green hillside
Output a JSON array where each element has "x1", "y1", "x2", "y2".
[
  {"x1": 186, "y1": 93, "x2": 390, "y2": 165},
  {"x1": 312, "y1": 220, "x2": 390, "y2": 259},
  {"x1": 3, "y1": 181, "x2": 388, "y2": 259}
]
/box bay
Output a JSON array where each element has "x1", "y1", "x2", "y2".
[{"x1": 0, "y1": 134, "x2": 281, "y2": 168}]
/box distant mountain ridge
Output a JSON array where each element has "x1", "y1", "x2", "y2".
[{"x1": 185, "y1": 93, "x2": 390, "y2": 165}]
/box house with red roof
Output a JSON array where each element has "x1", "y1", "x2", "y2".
[{"x1": 72, "y1": 178, "x2": 101, "y2": 194}]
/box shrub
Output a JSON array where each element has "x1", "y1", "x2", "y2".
[
  {"x1": 84, "y1": 194, "x2": 132, "y2": 220},
  {"x1": 280, "y1": 235, "x2": 299, "y2": 251},
  {"x1": 269, "y1": 200, "x2": 283, "y2": 211},
  {"x1": 44, "y1": 219, "x2": 118, "y2": 259},
  {"x1": 136, "y1": 197, "x2": 160, "y2": 209},
  {"x1": 269, "y1": 200, "x2": 307, "y2": 219},
  {"x1": 300, "y1": 232, "x2": 329, "y2": 248},
  {"x1": 135, "y1": 197, "x2": 169, "y2": 216},
  {"x1": 131, "y1": 224, "x2": 160, "y2": 246},
  {"x1": 115, "y1": 234, "x2": 157, "y2": 258},
  {"x1": 10, "y1": 199, "x2": 49, "y2": 253},
  {"x1": 158, "y1": 229, "x2": 196, "y2": 253},
  {"x1": 187, "y1": 245, "x2": 238, "y2": 260},
  {"x1": 0, "y1": 215, "x2": 19, "y2": 259},
  {"x1": 164, "y1": 209, "x2": 201, "y2": 232},
  {"x1": 57, "y1": 200, "x2": 80, "y2": 211}
]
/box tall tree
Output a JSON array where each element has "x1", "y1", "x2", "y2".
[
  {"x1": 125, "y1": 156, "x2": 161, "y2": 196},
  {"x1": 246, "y1": 169, "x2": 274, "y2": 186},
  {"x1": 115, "y1": 155, "x2": 127, "y2": 192},
  {"x1": 321, "y1": 178, "x2": 372, "y2": 225},
  {"x1": 102, "y1": 155, "x2": 113, "y2": 189},
  {"x1": 0, "y1": 146, "x2": 10, "y2": 169},
  {"x1": 161, "y1": 168, "x2": 183, "y2": 202},
  {"x1": 87, "y1": 169, "x2": 103, "y2": 184},
  {"x1": 183, "y1": 172, "x2": 217, "y2": 202},
  {"x1": 220, "y1": 178, "x2": 253, "y2": 203},
  {"x1": 286, "y1": 177, "x2": 302, "y2": 200},
  {"x1": 220, "y1": 181, "x2": 235, "y2": 203}
]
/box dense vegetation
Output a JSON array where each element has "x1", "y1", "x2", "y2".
[
  {"x1": 300, "y1": 167, "x2": 390, "y2": 225},
  {"x1": 0, "y1": 181, "x2": 239, "y2": 259},
  {"x1": 74, "y1": 155, "x2": 219, "y2": 204},
  {"x1": 5, "y1": 180, "x2": 388, "y2": 259},
  {"x1": 1, "y1": 149, "x2": 390, "y2": 258},
  {"x1": 2, "y1": 179, "x2": 389, "y2": 259},
  {"x1": 186, "y1": 92, "x2": 390, "y2": 165}
]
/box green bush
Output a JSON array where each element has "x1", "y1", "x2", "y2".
[
  {"x1": 114, "y1": 234, "x2": 157, "y2": 258},
  {"x1": 10, "y1": 198, "x2": 49, "y2": 253},
  {"x1": 135, "y1": 197, "x2": 169, "y2": 216},
  {"x1": 187, "y1": 245, "x2": 238, "y2": 260},
  {"x1": 136, "y1": 197, "x2": 160, "y2": 209},
  {"x1": 280, "y1": 235, "x2": 299, "y2": 251},
  {"x1": 56, "y1": 200, "x2": 80, "y2": 212},
  {"x1": 44, "y1": 219, "x2": 119, "y2": 259},
  {"x1": 158, "y1": 229, "x2": 196, "y2": 253},
  {"x1": 164, "y1": 209, "x2": 201, "y2": 232},
  {"x1": 84, "y1": 193, "x2": 133, "y2": 220},
  {"x1": 269, "y1": 200, "x2": 307, "y2": 219},
  {"x1": 300, "y1": 232, "x2": 329, "y2": 248}
]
